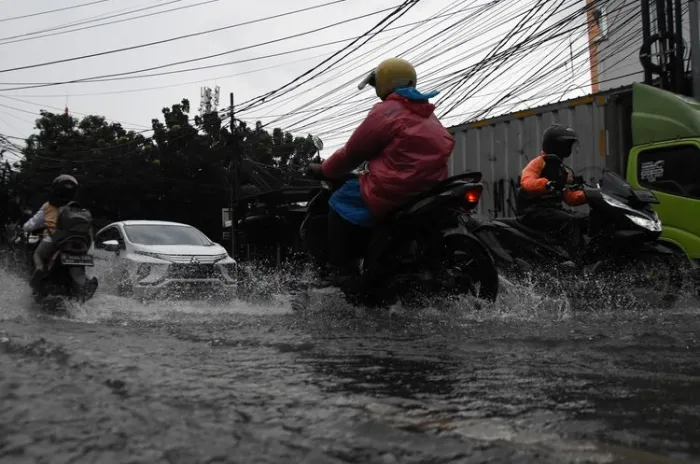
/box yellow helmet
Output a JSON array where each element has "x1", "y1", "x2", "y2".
[{"x1": 358, "y1": 58, "x2": 417, "y2": 100}]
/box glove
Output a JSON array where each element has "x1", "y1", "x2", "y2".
[
  {"x1": 546, "y1": 180, "x2": 563, "y2": 192},
  {"x1": 306, "y1": 163, "x2": 324, "y2": 179}
]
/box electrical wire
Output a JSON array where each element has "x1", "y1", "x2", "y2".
[
  {"x1": 0, "y1": 4, "x2": 403, "y2": 91},
  {"x1": 235, "y1": 0, "x2": 421, "y2": 113},
  {"x1": 0, "y1": 0, "x2": 218, "y2": 46},
  {"x1": 0, "y1": 4, "x2": 485, "y2": 98},
  {"x1": 0, "y1": 94, "x2": 152, "y2": 129},
  {"x1": 0, "y1": 0, "x2": 111, "y2": 23},
  {"x1": 289, "y1": 0, "x2": 635, "y2": 142},
  {"x1": 2, "y1": 51, "x2": 337, "y2": 98},
  {"x1": 268, "y1": 0, "x2": 580, "y2": 132},
  {"x1": 277, "y1": 0, "x2": 588, "y2": 136},
  {"x1": 251, "y1": 0, "x2": 494, "y2": 130},
  {"x1": 0, "y1": 0, "x2": 350, "y2": 73}
]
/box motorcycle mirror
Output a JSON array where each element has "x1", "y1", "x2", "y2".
[{"x1": 312, "y1": 136, "x2": 324, "y2": 152}]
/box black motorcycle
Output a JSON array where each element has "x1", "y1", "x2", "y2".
[
  {"x1": 462, "y1": 155, "x2": 683, "y2": 308},
  {"x1": 294, "y1": 166, "x2": 499, "y2": 310},
  {"x1": 12, "y1": 225, "x2": 98, "y2": 312}
]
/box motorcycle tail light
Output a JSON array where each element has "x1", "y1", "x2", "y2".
[{"x1": 464, "y1": 185, "x2": 483, "y2": 205}]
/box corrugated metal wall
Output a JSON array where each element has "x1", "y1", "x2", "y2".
[{"x1": 447, "y1": 91, "x2": 630, "y2": 218}]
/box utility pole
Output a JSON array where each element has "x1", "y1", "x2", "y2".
[
  {"x1": 641, "y1": 0, "x2": 653, "y2": 85},
  {"x1": 691, "y1": 0, "x2": 700, "y2": 99},
  {"x1": 673, "y1": 0, "x2": 685, "y2": 93},
  {"x1": 229, "y1": 92, "x2": 237, "y2": 259},
  {"x1": 655, "y1": 0, "x2": 671, "y2": 90}
]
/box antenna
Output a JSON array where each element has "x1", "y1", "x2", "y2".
[
  {"x1": 199, "y1": 86, "x2": 213, "y2": 117},
  {"x1": 213, "y1": 86, "x2": 220, "y2": 112},
  {"x1": 199, "y1": 85, "x2": 221, "y2": 116}
]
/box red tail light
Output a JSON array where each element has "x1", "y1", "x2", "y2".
[{"x1": 464, "y1": 186, "x2": 482, "y2": 205}]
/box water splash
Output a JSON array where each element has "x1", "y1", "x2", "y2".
[
  {"x1": 1, "y1": 256, "x2": 697, "y2": 326},
  {"x1": 0, "y1": 266, "x2": 35, "y2": 321}
]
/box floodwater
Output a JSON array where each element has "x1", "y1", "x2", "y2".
[{"x1": 1, "y1": 263, "x2": 700, "y2": 464}]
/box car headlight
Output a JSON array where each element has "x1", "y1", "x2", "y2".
[{"x1": 625, "y1": 214, "x2": 662, "y2": 232}]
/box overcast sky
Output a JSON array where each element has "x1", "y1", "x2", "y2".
[{"x1": 0, "y1": 0, "x2": 598, "y2": 160}]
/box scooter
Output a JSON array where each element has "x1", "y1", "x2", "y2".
[
  {"x1": 462, "y1": 155, "x2": 684, "y2": 308},
  {"x1": 12, "y1": 225, "x2": 98, "y2": 312},
  {"x1": 293, "y1": 137, "x2": 499, "y2": 310}
]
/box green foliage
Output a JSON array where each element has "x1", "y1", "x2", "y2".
[{"x1": 12, "y1": 99, "x2": 319, "y2": 240}]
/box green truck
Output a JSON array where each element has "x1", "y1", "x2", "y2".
[{"x1": 624, "y1": 83, "x2": 700, "y2": 281}]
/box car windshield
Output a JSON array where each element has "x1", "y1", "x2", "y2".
[{"x1": 124, "y1": 224, "x2": 213, "y2": 246}]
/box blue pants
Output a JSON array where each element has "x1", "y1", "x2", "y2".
[
  {"x1": 328, "y1": 179, "x2": 374, "y2": 228},
  {"x1": 327, "y1": 179, "x2": 374, "y2": 268}
]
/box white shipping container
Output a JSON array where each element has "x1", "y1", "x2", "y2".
[{"x1": 446, "y1": 88, "x2": 633, "y2": 218}]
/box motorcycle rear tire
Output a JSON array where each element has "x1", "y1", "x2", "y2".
[{"x1": 440, "y1": 231, "x2": 499, "y2": 303}]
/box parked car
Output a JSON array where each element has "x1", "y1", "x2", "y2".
[{"x1": 89, "y1": 220, "x2": 237, "y2": 301}]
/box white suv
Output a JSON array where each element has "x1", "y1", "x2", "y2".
[{"x1": 89, "y1": 220, "x2": 236, "y2": 300}]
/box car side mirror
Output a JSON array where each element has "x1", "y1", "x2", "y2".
[{"x1": 103, "y1": 240, "x2": 121, "y2": 252}]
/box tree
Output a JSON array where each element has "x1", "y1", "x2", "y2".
[{"x1": 10, "y1": 98, "x2": 319, "y2": 244}]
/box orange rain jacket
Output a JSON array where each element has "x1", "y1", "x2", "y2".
[{"x1": 519, "y1": 152, "x2": 586, "y2": 207}]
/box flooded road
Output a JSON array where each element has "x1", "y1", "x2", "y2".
[{"x1": 1, "y1": 267, "x2": 700, "y2": 464}]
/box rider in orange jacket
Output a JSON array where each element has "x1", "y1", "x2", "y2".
[{"x1": 516, "y1": 125, "x2": 587, "y2": 261}]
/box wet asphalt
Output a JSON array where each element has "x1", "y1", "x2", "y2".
[{"x1": 1, "y1": 266, "x2": 700, "y2": 464}]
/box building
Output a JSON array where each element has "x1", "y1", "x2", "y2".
[{"x1": 586, "y1": 0, "x2": 691, "y2": 92}]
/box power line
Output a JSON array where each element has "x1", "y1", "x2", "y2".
[
  {"x1": 0, "y1": 4, "x2": 401, "y2": 91},
  {"x1": 251, "y1": 0, "x2": 488, "y2": 129},
  {"x1": 0, "y1": 0, "x2": 218, "y2": 46},
  {"x1": 279, "y1": 0, "x2": 528, "y2": 134},
  {"x1": 1, "y1": 51, "x2": 337, "y2": 98},
  {"x1": 0, "y1": 0, "x2": 350, "y2": 73},
  {"x1": 286, "y1": 0, "x2": 629, "y2": 140},
  {"x1": 0, "y1": 94, "x2": 152, "y2": 129},
  {"x1": 0, "y1": 0, "x2": 111, "y2": 23},
  {"x1": 0, "y1": 5, "x2": 476, "y2": 98},
  {"x1": 236, "y1": 0, "x2": 421, "y2": 113},
  {"x1": 270, "y1": 0, "x2": 577, "y2": 135},
  {"x1": 437, "y1": 0, "x2": 557, "y2": 117},
  {"x1": 0, "y1": 1, "x2": 472, "y2": 92},
  {"x1": 268, "y1": 0, "x2": 557, "y2": 132}
]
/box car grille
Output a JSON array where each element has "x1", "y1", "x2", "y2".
[
  {"x1": 166, "y1": 263, "x2": 222, "y2": 280},
  {"x1": 161, "y1": 254, "x2": 227, "y2": 264}
]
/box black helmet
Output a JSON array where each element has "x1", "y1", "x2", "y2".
[
  {"x1": 541, "y1": 124, "x2": 579, "y2": 158},
  {"x1": 51, "y1": 174, "x2": 78, "y2": 202}
]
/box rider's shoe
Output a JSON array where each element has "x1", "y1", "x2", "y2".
[{"x1": 29, "y1": 269, "x2": 47, "y2": 290}]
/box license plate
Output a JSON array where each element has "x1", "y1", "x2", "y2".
[
  {"x1": 60, "y1": 253, "x2": 94, "y2": 266},
  {"x1": 632, "y1": 189, "x2": 659, "y2": 204}
]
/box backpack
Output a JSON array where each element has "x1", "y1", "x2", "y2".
[{"x1": 51, "y1": 201, "x2": 93, "y2": 247}]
